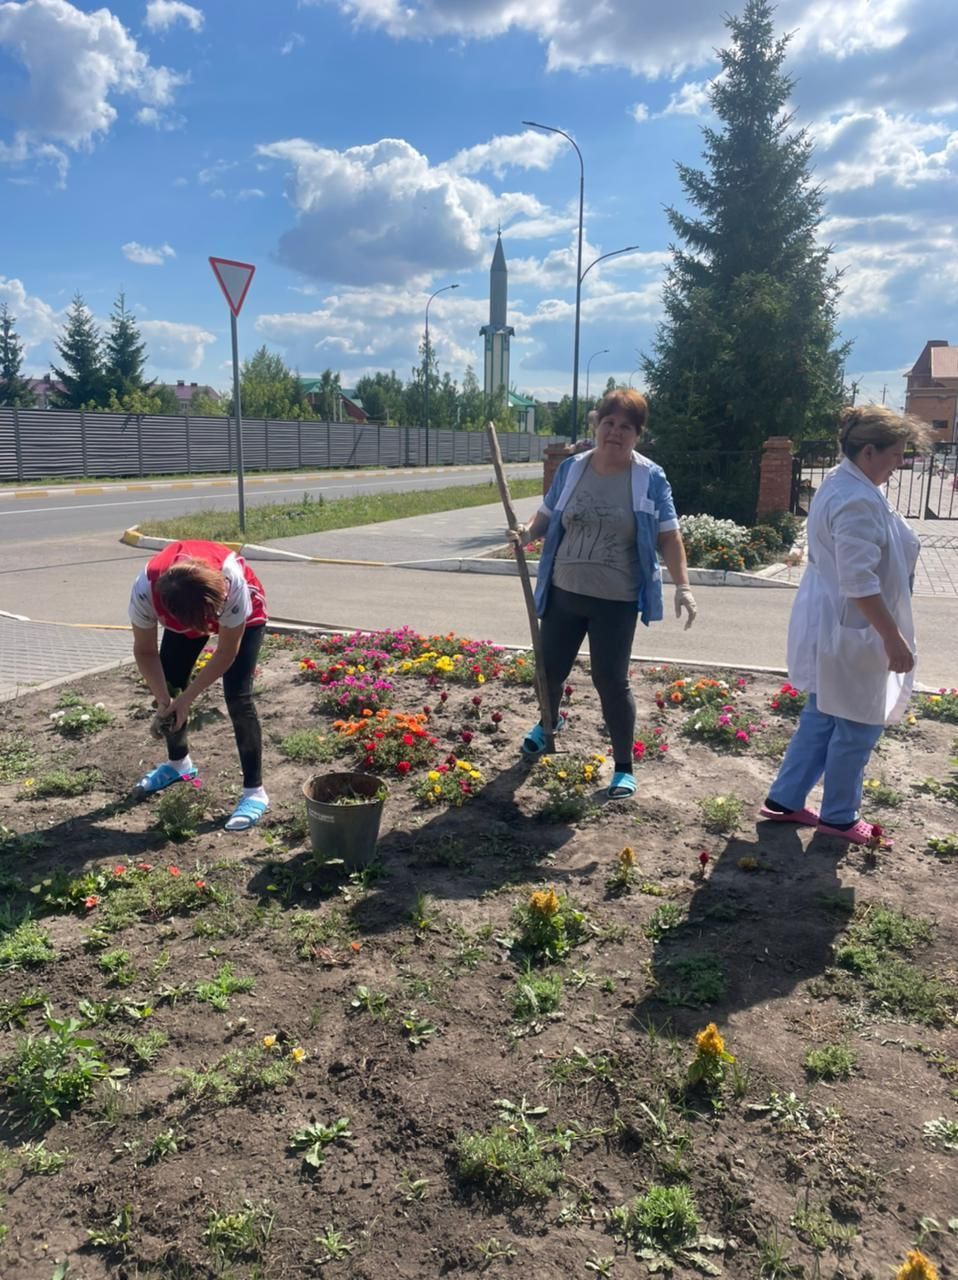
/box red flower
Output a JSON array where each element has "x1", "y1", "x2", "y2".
[
  {"x1": 770, "y1": 700, "x2": 780, "y2": 710},
  {"x1": 446, "y1": 752, "x2": 458, "y2": 765},
  {"x1": 137, "y1": 862, "x2": 153, "y2": 872},
  {"x1": 437, "y1": 764, "x2": 449, "y2": 774},
  {"x1": 871, "y1": 823, "x2": 883, "y2": 838},
  {"x1": 633, "y1": 741, "x2": 646, "y2": 760},
  {"x1": 491, "y1": 711, "x2": 503, "y2": 724},
  {"x1": 84, "y1": 894, "x2": 100, "y2": 910},
  {"x1": 423, "y1": 706, "x2": 431, "y2": 716},
  {"x1": 460, "y1": 730, "x2": 473, "y2": 744},
  {"x1": 698, "y1": 851, "x2": 710, "y2": 868},
  {"x1": 168, "y1": 866, "x2": 181, "y2": 877},
  {"x1": 402, "y1": 733, "x2": 415, "y2": 746},
  {"x1": 439, "y1": 691, "x2": 449, "y2": 703},
  {"x1": 113, "y1": 865, "x2": 126, "y2": 876},
  {"x1": 363, "y1": 755, "x2": 375, "y2": 768},
  {"x1": 195, "y1": 879, "x2": 206, "y2": 891},
  {"x1": 396, "y1": 761, "x2": 411, "y2": 775},
  {"x1": 564, "y1": 685, "x2": 573, "y2": 698},
  {"x1": 472, "y1": 695, "x2": 482, "y2": 707}
]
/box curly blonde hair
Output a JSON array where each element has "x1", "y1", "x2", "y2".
[{"x1": 839, "y1": 405, "x2": 933, "y2": 458}]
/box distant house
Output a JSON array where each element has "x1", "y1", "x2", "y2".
[
  {"x1": 24, "y1": 375, "x2": 66, "y2": 408},
  {"x1": 298, "y1": 379, "x2": 369, "y2": 423},
  {"x1": 508, "y1": 390, "x2": 536, "y2": 434},
  {"x1": 162, "y1": 381, "x2": 221, "y2": 412},
  {"x1": 904, "y1": 341, "x2": 958, "y2": 442}
]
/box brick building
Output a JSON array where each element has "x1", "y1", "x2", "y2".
[{"x1": 904, "y1": 340, "x2": 958, "y2": 442}]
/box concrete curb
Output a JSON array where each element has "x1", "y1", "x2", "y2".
[
  {"x1": 393, "y1": 553, "x2": 800, "y2": 589},
  {"x1": 120, "y1": 526, "x2": 387, "y2": 568}
]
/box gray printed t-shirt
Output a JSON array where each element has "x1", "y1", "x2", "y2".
[{"x1": 552, "y1": 462, "x2": 638, "y2": 601}]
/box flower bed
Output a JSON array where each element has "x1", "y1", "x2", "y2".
[{"x1": 0, "y1": 632, "x2": 955, "y2": 1279}]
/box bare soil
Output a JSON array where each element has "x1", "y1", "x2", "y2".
[{"x1": 0, "y1": 632, "x2": 956, "y2": 1280}]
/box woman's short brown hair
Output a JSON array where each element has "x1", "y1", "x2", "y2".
[
  {"x1": 155, "y1": 558, "x2": 227, "y2": 633},
  {"x1": 839, "y1": 404, "x2": 933, "y2": 459},
  {"x1": 595, "y1": 388, "x2": 648, "y2": 437}
]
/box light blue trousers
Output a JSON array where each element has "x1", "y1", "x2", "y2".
[{"x1": 769, "y1": 693, "x2": 884, "y2": 827}]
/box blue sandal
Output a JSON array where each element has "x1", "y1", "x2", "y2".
[
  {"x1": 607, "y1": 771, "x2": 637, "y2": 799},
  {"x1": 520, "y1": 718, "x2": 565, "y2": 759},
  {"x1": 132, "y1": 762, "x2": 198, "y2": 799},
  {"x1": 224, "y1": 797, "x2": 269, "y2": 832}
]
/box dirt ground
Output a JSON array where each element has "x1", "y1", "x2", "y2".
[{"x1": 0, "y1": 629, "x2": 956, "y2": 1280}]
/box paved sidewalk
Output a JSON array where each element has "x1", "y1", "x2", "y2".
[{"x1": 0, "y1": 615, "x2": 132, "y2": 701}]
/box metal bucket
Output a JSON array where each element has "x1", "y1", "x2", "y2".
[{"x1": 302, "y1": 771, "x2": 386, "y2": 870}]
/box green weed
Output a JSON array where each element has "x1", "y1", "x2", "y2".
[
  {"x1": 18, "y1": 1141, "x2": 70, "y2": 1175},
  {"x1": 861, "y1": 777, "x2": 904, "y2": 807},
  {"x1": 194, "y1": 962, "x2": 256, "y2": 1010},
  {"x1": 289, "y1": 1117, "x2": 352, "y2": 1170},
  {"x1": 610, "y1": 1183, "x2": 700, "y2": 1251},
  {"x1": 98, "y1": 949, "x2": 138, "y2": 988},
  {"x1": 3, "y1": 1010, "x2": 127, "y2": 1126},
  {"x1": 655, "y1": 953, "x2": 726, "y2": 1007},
  {"x1": 0, "y1": 919, "x2": 55, "y2": 971},
  {"x1": 454, "y1": 1121, "x2": 563, "y2": 1204},
  {"x1": 0, "y1": 733, "x2": 38, "y2": 782},
  {"x1": 511, "y1": 971, "x2": 563, "y2": 1024},
  {"x1": 402, "y1": 1010, "x2": 438, "y2": 1047},
  {"x1": 644, "y1": 902, "x2": 684, "y2": 941},
  {"x1": 203, "y1": 1201, "x2": 273, "y2": 1265},
  {"x1": 22, "y1": 769, "x2": 101, "y2": 799},
  {"x1": 923, "y1": 1117, "x2": 958, "y2": 1150},
  {"x1": 278, "y1": 730, "x2": 341, "y2": 764},
  {"x1": 144, "y1": 1127, "x2": 186, "y2": 1163},
  {"x1": 804, "y1": 1043, "x2": 857, "y2": 1081},
  {"x1": 699, "y1": 793, "x2": 745, "y2": 834},
  {"x1": 154, "y1": 787, "x2": 207, "y2": 841},
  {"x1": 314, "y1": 1224, "x2": 355, "y2": 1263},
  {"x1": 790, "y1": 1200, "x2": 855, "y2": 1253},
  {"x1": 174, "y1": 1045, "x2": 293, "y2": 1107}
]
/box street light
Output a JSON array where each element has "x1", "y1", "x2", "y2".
[
  {"x1": 580, "y1": 245, "x2": 640, "y2": 285},
  {"x1": 629, "y1": 366, "x2": 641, "y2": 389},
  {"x1": 585, "y1": 348, "x2": 609, "y2": 410},
  {"x1": 523, "y1": 119, "x2": 584, "y2": 441},
  {"x1": 423, "y1": 282, "x2": 459, "y2": 467}
]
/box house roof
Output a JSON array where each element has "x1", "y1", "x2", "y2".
[
  {"x1": 162, "y1": 383, "x2": 219, "y2": 402},
  {"x1": 930, "y1": 346, "x2": 958, "y2": 381},
  {"x1": 508, "y1": 391, "x2": 536, "y2": 409}
]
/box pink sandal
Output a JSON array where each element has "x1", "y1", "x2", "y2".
[
  {"x1": 759, "y1": 805, "x2": 819, "y2": 827},
  {"x1": 815, "y1": 818, "x2": 890, "y2": 847}
]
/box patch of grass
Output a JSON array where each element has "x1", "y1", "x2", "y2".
[
  {"x1": 644, "y1": 902, "x2": 684, "y2": 941},
  {"x1": 98, "y1": 949, "x2": 138, "y2": 987},
  {"x1": 655, "y1": 954, "x2": 726, "y2": 1007},
  {"x1": 610, "y1": 1183, "x2": 700, "y2": 1251},
  {"x1": 49, "y1": 691, "x2": 112, "y2": 738},
  {"x1": 90, "y1": 865, "x2": 211, "y2": 935},
  {"x1": 18, "y1": 1140, "x2": 70, "y2": 1175},
  {"x1": 0, "y1": 734, "x2": 38, "y2": 783},
  {"x1": 277, "y1": 730, "x2": 341, "y2": 764},
  {"x1": 790, "y1": 1201, "x2": 855, "y2": 1253},
  {"x1": 204, "y1": 1202, "x2": 273, "y2": 1265},
  {"x1": 0, "y1": 919, "x2": 55, "y2": 971},
  {"x1": 699, "y1": 793, "x2": 745, "y2": 834},
  {"x1": 173, "y1": 1045, "x2": 293, "y2": 1107},
  {"x1": 288, "y1": 906, "x2": 356, "y2": 958},
  {"x1": 861, "y1": 777, "x2": 904, "y2": 808},
  {"x1": 194, "y1": 962, "x2": 256, "y2": 1011},
  {"x1": 923, "y1": 1116, "x2": 958, "y2": 1150},
  {"x1": 927, "y1": 835, "x2": 958, "y2": 859},
  {"x1": 0, "y1": 989, "x2": 48, "y2": 1029},
  {"x1": 454, "y1": 1122, "x2": 564, "y2": 1204},
  {"x1": 100, "y1": 1028, "x2": 169, "y2": 1070},
  {"x1": 3, "y1": 1010, "x2": 126, "y2": 1127},
  {"x1": 511, "y1": 971, "x2": 563, "y2": 1024},
  {"x1": 142, "y1": 477, "x2": 545, "y2": 543},
  {"x1": 21, "y1": 768, "x2": 101, "y2": 799},
  {"x1": 154, "y1": 787, "x2": 207, "y2": 842},
  {"x1": 804, "y1": 1043, "x2": 857, "y2": 1081}
]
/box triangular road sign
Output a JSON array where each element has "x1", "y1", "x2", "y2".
[{"x1": 209, "y1": 256, "x2": 256, "y2": 317}]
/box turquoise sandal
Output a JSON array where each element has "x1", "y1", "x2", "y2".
[
  {"x1": 520, "y1": 718, "x2": 565, "y2": 760},
  {"x1": 131, "y1": 762, "x2": 198, "y2": 799},
  {"x1": 224, "y1": 797, "x2": 269, "y2": 832},
  {"x1": 607, "y1": 771, "x2": 637, "y2": 799}
]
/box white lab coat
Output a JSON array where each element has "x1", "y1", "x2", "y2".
[{"x1": 787, "y1": 457, "x2": 921, "y2": 726}]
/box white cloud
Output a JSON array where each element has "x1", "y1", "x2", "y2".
[
  {"x1": 280, "y1": 32, "x2": 304, "y2": 54},
  {"x1": 447, "y1": 129, "x2": 566, "y2": 178},
  {"x1": 630, "y1": 103, "x2": 649, "y2": 123},
  {"x1": 257, "y1": 133, "x2": 565, "y2": 286},
  {"x1": 0, "y1": 276, "x2": 60, "y2": 351},
  {"x1": 144, "y1": 1, "x2": 204, "y2": 33},
  {"x1": 238, "y1": 187, "x2": 265, "y2": 199},
  {"x1": 658, "y1": 79, "x2": 712, "y2": 118},
  {"x1": 813, "y1": 108, "x2": 956, "y2": 191},
  {"x1": 121, "y1": 240, "x2": 176, "y2": 265},
  {"x1": 0, "y1": 0, "x2": 187, "y2": 177},
  {"x1": 139, "y1": 319, "x2": 216, "y2": 370},
  {"x1": 135, "y1": 105, "x2": 185, "y2": 130}
]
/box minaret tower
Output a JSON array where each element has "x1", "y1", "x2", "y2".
[{"x1": 480, "y1": 229, "x2": 515, "y2": 403}]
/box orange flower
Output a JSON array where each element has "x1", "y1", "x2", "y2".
[
  {"x1": 529, "y1": 888, "x2": 560, "y2": 917},
  {"x1": 896, "y1": 1251, "x2": 940, "y2": 1280},
  {"x1": 350, "y1": 940, "x2": 362, "y2": 952}
]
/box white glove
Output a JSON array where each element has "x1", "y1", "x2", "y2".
[{"x1": 674, "y1": 585, "x2": 697, "y2": 630}]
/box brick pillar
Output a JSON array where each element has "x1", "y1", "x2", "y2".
[
  {"x1": 543, "y1": 439, "x2": 591, "y2": 495},
  {"x1": 756, "y1": 435, "x2": 794, "y2": 520}
]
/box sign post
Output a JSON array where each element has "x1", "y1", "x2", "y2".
[{"x1": 209, "y1": 256, "x2": 256, "y2": 535}]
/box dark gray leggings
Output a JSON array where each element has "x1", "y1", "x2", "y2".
[{"x1": 540, "y1": 585, "x2": 638, "y2": 764}]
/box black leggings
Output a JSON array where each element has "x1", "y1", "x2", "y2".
[
  {"x1": 159, "y1": 625, "x2": 265, "y2": 788},
  {"x1": 540, "y1": 585, "x2": 638, "y2": 766}
]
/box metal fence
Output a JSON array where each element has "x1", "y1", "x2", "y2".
[
  {"x1": 792, "y1": 440, "x2": 958, "y2": 520},
  {"x1": 0, "y1": 408, "x2": 557, "y2": 481}
]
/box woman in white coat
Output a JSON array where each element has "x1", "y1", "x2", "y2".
[{"x1": 760, "y1": 406, "x2": 929, "y2": 844}]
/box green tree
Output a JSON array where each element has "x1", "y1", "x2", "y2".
[
  {"x1": 230, "y1": 346, "x2": 313, "y2": 420},
  {"x1": 642, "y1": 0, "x2": 847, "y2": 513},
  {"x1": 354, "y1": 371, "x2": 405, "y2": 424},
  {"x1": 51, "y1": 294, "x2": 106, "y2": 409},
  {"x1": 190, "y1": 388, "x2": 226, "y2": 417},
  {"x1": 457, "y1": 365, "x2": 485, "y2": 431},
  {"x1": 308, "y1": 368, "x2": 341, "y2": 421},
  {"x1": 103, "y1": 292, "x2": 149, "y2": 400},
  {"x1": 152, "y1": 383, "x2": 183, "y2": 415},
  {"x1": 0, "y1": 303, "x2": 36, "y2": 406}
]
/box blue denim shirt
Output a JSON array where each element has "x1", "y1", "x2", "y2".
[{"x1": 533, "y1": 451, "x2": 679, "y2": 626}]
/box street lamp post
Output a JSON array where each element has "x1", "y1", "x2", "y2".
[
  {"x1": 585, "y1": 348, "x2": 609, "y2": 410},
  {"x1": 423, "y1": 282, "x2": 459, "y2": 467},
  {"x1": 523, "y1": 120, "x2": 584, "y2": 441}
]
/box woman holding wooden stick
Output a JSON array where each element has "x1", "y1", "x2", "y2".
[{"x1": 508, "y1": 389, "x2": 696, "y2": 799}]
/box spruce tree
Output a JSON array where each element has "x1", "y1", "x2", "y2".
[
  {"x1": 104, "y1": 292, "x2": 149, "y2": 400},
  {"x1": 51, "y1": 294, "x2": 105, "y2": 409},
  {"x1": 0, "y1": 303, "x2": 36, "y2": 406},
  {"x1": 643, "y1": 0, "x2": 848, "y2": 511}
]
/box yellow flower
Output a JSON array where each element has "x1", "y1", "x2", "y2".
[
  {"x1": 907, "y1": 715, "x2": 917, "y2": 725},
  {"x1": 262, "y1": 1034, "x2": 277, "y2": 1050},
  {"x1": 694, "y1": 1023, "x2": 728, "y2": 1059},
  {"x1": 469, "y1": 770, "x2": 481, "y2": 780},
  {"x1": 432, "y1": 785, "x2": 441, "y2": 796},
  {"x1": 456, "y1": 760, "x2": 472, "y2": 771},
  {"x1": 541, "y1": 755, "x2": 551, "y2": 765},
  {"x1": 619, "y1": 846, "x2": 636, "y2": 868},
  {"x1": 529, "y1": 888, "x2": 560, "y2": 917},
  {"x1": 357, "y1": 664, "x2": 365, "y2": 673},
  {"x1": 22, "y1": 777, "x2": 34, "y2": 788},
  {"x1": 557, "y1": 770, "x2": 567, "y2": 779},
  {"x1": 427, "y1": 771, "x2": 440, "y2": 782},
  {"x1": 289, "y1": 1046, "x2": 306, "y2": 1063},
  {"x1": 477, "y1": 673, "x2": 486, "y2": 684},
  {"x1": 593, "y1": 754, "x2": 606, "y2": 764},
  {"x1": 583, "y1": 766, "x2": 594, "y2": 781},
  {"x1": 929, "y1": 695, "x2": 941, "y2": 703},
  {"x1": 896, "y1": 1251, "x2": 940, "y2": 1280}
]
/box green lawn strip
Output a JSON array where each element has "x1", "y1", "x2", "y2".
[{"x1": 138, "y1": 478, "x2": 544, "y2": 544}]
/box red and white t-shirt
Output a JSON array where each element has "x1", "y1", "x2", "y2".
[{"x1": 129, "y1": 540, "x2": 268, "y2": 638}]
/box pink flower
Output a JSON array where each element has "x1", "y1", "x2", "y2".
[
  {"x1": 460, "y1": 730, "x2": 473, "y2": 744},
  {"x1": 439, "y1": 691, "x2": 448, "y2": 703},
  {"x1": 472, "y1": 695, "x2": 483, "y2": 707},
  {"x1": 698, "y1": 850, "x2": 710, "y2": 868},
  {"x1": 168, "y1": 865, "x2": 181, "y2": 877},
  {"x1": 84, "y1": 894, "x2": 100, "y2": 910},
  {"x1": 735, "y1": 730, "x2": 749, "y2": 743},
  {"x1": 113, "y1": 865, "x2": 126, "y2": 877}
]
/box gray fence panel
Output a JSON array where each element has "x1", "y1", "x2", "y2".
[{"x1": 0, "y1": 407, "x2": 556, "y2": 480}]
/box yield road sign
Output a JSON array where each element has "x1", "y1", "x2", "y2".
[{"x1": 209, "y1": 256, "x2": 255, "y2": 317}]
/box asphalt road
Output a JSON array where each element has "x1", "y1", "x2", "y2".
[{"x1": 0, "y1": 464, "x2": 540, "y2": 546}]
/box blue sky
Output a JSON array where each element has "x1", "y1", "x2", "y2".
[{"x1": 1, "y1": 0, "x2": 955, "y2": 408}]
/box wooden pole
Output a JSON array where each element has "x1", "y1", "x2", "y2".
[{"x1": 485, "y1": 420, "x2": 555, "y2": 753}]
